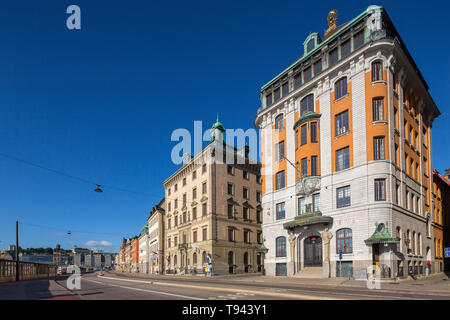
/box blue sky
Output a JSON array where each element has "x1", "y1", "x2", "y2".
[{"x1": 0, "y1": 1, "x2": 449, "y2": 252}]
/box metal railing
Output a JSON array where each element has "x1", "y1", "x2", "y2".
[{"x1": 0, "y1": 259, "x2": 57, "y2": 283}]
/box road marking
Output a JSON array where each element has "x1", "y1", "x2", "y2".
[
  {"x1": 95, "y1": 275, "x2": 339, "y2": 300},
  {"x1": 83, "y1": 278, "x2": 204, "y2": 300}
]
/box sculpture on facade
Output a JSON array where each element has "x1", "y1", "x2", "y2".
[
  {"x1": 288, "y1": 231, "x2": 296, "y2": 264},
  {"x1": 321, "y1": 227, "x2": 333, "y2": 262}
]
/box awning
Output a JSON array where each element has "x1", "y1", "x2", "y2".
[
  {"x1": 364, "y1": 224, "x2": 400, "y2": 245},
  {"x1": 283, "y1": 212, "x2": 332, "y2": 229}
]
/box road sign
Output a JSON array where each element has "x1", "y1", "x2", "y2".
[
  {"x1": 339, "y1": 249, "x2": 343, "y2": 260},
  {"x1": 445, "y1": 248, "x2": 450, "y2": 258}
]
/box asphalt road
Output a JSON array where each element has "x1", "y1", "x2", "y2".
[{"x1": 53, "y1": 272, "x2": 450, "y2": 300}]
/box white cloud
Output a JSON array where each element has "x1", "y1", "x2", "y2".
[{"x1": 84, "y1": 240, "x2": 113, "y2": 248}]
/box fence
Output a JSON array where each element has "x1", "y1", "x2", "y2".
[{"x1": 0, "y1": 259, "x2": 57, "y2": 283}]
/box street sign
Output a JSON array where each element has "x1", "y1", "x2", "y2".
[
  {"x1": 445, "y1": 247, "x2": 450, "y2": 258},
  {"x1": 339, "y1": 249, "x2": 343, "y2": 260}
]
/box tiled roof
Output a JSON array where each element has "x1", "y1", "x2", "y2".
[{"x1": 433, "y1": 168, "x2": 450, "y2": 187}]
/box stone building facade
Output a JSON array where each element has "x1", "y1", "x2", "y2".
[
  {"x1": 163, "y1": 119, "x2": 263, "y2": 275},
  {"x1": 148, "y1": 199, "x2": 165, "y2": 274},
  {"x1": 254, "y1": 6, "x2": 441, "y2": 278}
]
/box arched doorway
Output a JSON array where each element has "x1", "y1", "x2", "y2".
[
  {"x1": 244, "y1": 252, "x2": 249, "y2": 273},
  {"x1": 304, "y1": 236, "x2": 322, "y2": 267},
  {"x1": 228, "y1": 251, "x2": 234, "y2": 274}
]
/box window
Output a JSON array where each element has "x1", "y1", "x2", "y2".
[
  {"x1": 193, "y1": 252, "x2": 197, "y2": 264},
  {"x1": 374, "y1": 179, "x2": 386, "y2": 201},
  {"x1": 168, "y1": 238, "x2": 171, "y2": 248},
  {"x1": 256, "y1": 191, "x2": 261, "y2": 202},
  {"x1": 192, "y1": 170, "x2": 196, "y2": 180},
  {"x1": 295, "y1": 129, "x2": 299, "y2": 150},
  {"x1": 276, "y1": 202, "x2": 285, "y2": 220},
  {"x1": 336, "y1": 147, "x2": 350, "y2": 171},
  {"x1": 183, "y1": 177, "x2": 186, "y2": 186},
  {"x1": 227, "y1": 204, "x2": 233, "y2": 219},
  {"x1": 310, "y1": 122, "x2": 317, "y2": 143},
  {"x1": 168, "y1": 202, "x2": 171, "y2": 212},
  {"x1": 243, "y1": 207, "x2": 249, "y2": 221},
  {"x1": 256, "y1": 210, "x2": 262, "y2": 223},
  {"x1": 373, "y1": 136, "x2": 385, "y2": 160},
  {"x1": 227, "y1": 165, "x2": 233, "y2": 175},
  {"x1": 335, "y1": 110, "x2": 349, "y2": 136},
  {"x1": 336, "y1": 228, "x2": 353, "y2": 254},
  {"x1": 311, "y1": 156, "x2": 318, "y2": 176},
  {"x1": 257, "y1": 231, "x2": 262, "y2": 244},
  {"x1": 274, "y1": 87, "x2": 281, "y2": 102},
  {"x1": 304, "y1": 66, "x2": 312, "y2": 82},
  {"x1": 300, "y1": 94, "x2": 314, "y2": 116},
  {"x1": 243, "y1": 187, "x2": 249, "y2": 199},
  {"x1": 276, "y1": 141, "x2": 285, "y2": 161},
  {"x1": 372, "y1": 98, "x2": 384, "y2": 121},
  {"x1": 175, "y1": 198, "x2": 178, "y2": 208},
  {"x1": 175, "y1": 215, "x2": 178, "y2": 226},
  {"x1": 243, "y1": 170, "x2": 249, "y2": 180},
  {"x1": 192, "y1": 207, "x2": 197, "y2": 220},
  {"x1": 168, "y1": 188, "x2": 171, "y2": 196},
  {"x1": 202, "y1": 163, "x2": 207, "y2": 173},
  {"x1": 228, "y1": 228, "x2": 234, "y2": 242},
  {"x1": 298, "y1": 197, "x2": 305, "y2": 215},
  {"x1": 307, "y1": 38, "x2": 315, "y2": 53},
  {"x1": 276, "y1": 171, "x2": 285, "y2": 190},
  {"x1": 294, "y1": 73, "x2": 302, "y2": 88},
  {"x1": 168, "y1": 218, "x2": 171, "y2": 229},
  {"x1": 337, "y1": 186, "x2": 351, "y2": 208},
  {"x1": 256, "y1": 175, "x2": 261, "y2": 184},
  {"x1": 301, "y1": 125, "x2": 307, "y2": 145},
  {"x1": 341, "y1": 40, "x2": 351, "y2": 58},
  {"x1": 301, "y1": 158, "x2": 308, "y2": 177},
  {"x1": 227, "y1": 183, "x2": 233, "y2": 195},
  {"x1": 202, "y1": 203, "x2": 207, "y2": 216},
  {"x1": 193, "y1": 187, "x2": 197, "y2": 199},
  {"x1": 276, "y1": 237, "x2": 287, "y2": 257},
  {"x1": 371, "y1": 62, "x2": 383, "y2": 82},
  {"x1": 314, "y1": 60, "x2": 322, "y2": 75},
  {"x1": 174, "y1": 183, "x2": 178, "y2": 192},
  {"x1": 394, "y1": 144, "x2": 399, "y2": 166},
  {"x1": 329, "y1": 48, "x2": 338, "y2": 66},
  {"x1": 282, "y1": 82, "x2": 289, "y2": 97},
  {"x1": 174, "y1": 236, "x2": 178, "y2": 246},
  {"x1": 313, "y1": 193, "x2": 320, "y2": 212},
  {"x1": 183, "y1": 193, "x2": 187, "y2": 206},
  {"x1": 202, "y1": 228, "x2": 207, "y2": 241},
  {"x1": 275, "y1": 115, "x2": 284, "y2": 131},
  {"x1": 353, "y1": 31, "x2": 364, "y2": 49},
  {"x1": 266, "y1": 93, "x2": 272, "y2": 107},
  {"x1": 244, "y1": 230, "x2": 249, "y2": 243},
  {"x1": 202, "y1": 182, "x2": 207, "y2": 194},
  {"x1": 335, "y1": 78, "x2": 347, "y2": 100}
]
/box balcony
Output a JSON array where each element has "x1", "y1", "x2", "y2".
[
  {"x1": 178, "y1": 243, "x2": 189, "y2": 250},
  {"x1": 296, "y1": 175, "x2": 321, "y2": 196}
]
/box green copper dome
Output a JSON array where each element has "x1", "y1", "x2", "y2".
[{"x1": 212, "y1": 114, "x2": 225, "y2": 131}]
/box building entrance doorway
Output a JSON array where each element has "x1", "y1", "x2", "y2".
[{"x1": 304, "y1": 236, "x2": 322, "y2": 267}]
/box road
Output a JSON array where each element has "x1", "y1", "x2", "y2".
[{"x1": 51, "y1": 271, "x2": 450, "y2": 300}]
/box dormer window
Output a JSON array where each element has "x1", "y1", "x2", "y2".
[{"x1": 307, "y1": 38, "x2": 315, "y2": 53}]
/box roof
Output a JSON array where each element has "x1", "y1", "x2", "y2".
[
  {"x1": 283, "y1": 212, "x2": 333, "y2": 229},
  {"x1": 433, "y1": 168, "x2": 450, "y2": 187}
]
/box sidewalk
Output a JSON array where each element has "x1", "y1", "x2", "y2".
[{"x1": 0, "y1": 277, "x2": 80, "y2": 300}]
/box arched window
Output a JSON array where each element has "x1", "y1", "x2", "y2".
[
  {"x1": 275, "y1": 114, "x2": 284, "y2": 131},
  {"x1": 336, "y1": 228, "x2": 352, "y2": 253},
  {"x1": 300, "y1": 94, "x2": 314, "y2": 116},
  {"x1": 174, "y1": 254, "x2": 177, "y2": 265},
  {"x1": 228, "y1": 251, "x2": 234, "y2": 265},
  {"x1": 407, "y1": 230, "x2": 411, "y2": 253},
  {"x1": 167, "y1": 255, "x2": 171, "y2": 266},
  {"x1": 371, "y1": 61, "x2": 383, "y2": 82},
  {"x1": 396, "y1": 227, "x2": 402, "y2": 252},
  {"x1": 412, "y1": 231, "x2": 416, "y2": 255},
  {"x1": 335, "y1": 78, "x2": 347, "y2": 100},
  {"x1": 418, "y1": 233, "x2": 422, "y2": 256},
  {"x1": 202, "y1": 251, "x2": 207, "y2": 264},
  {"x1": 276, "y1": 236, "x2": 286, "y2": 257},
  {"x1": 193, "y1": 252, "x2": 197, "y2": 265}
]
